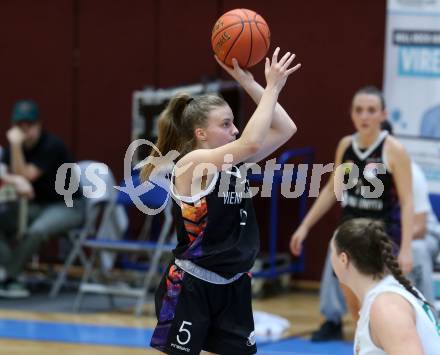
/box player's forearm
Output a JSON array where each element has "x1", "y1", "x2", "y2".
[
  {"x1": 301, "y1": 182, "x2": 336, "y2": 230},
  {"x1": 240, "y1": 77, "x2": 264, "y2": 103},
  {"x1": 400, "y1": 200, "x2": 414, "y2": 251},
  {"x1": 241, "y1": 79, "x2": 296, "y2": 136},
  {"x1": 240, "y1": 86, "x2": 279, "y2": 147}
]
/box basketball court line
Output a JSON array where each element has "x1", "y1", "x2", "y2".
[{"x1": 0, "y1": 317, "x2": 353, "y2": 354}]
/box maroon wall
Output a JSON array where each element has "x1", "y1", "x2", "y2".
[
  {"x1": 76, "y1": 0, "x2": 156, "y2": 172},
  {"x1": 0, "y1": 0, "x2": 74, "y2": 147},
  {"x1": 0, "y1": 0, "x2": 386, "y2": 279}
]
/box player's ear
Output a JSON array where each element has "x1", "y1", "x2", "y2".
[
  {"x1": 194, "y1": 127, "x2": 207, "y2": 142},
  {"x1": 340, "y1": 252, "x2": 349, "y2": 268}
]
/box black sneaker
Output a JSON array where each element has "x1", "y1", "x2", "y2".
[
  {"x1": 311, "y1": 320, "x2": 343, "y2": 342},
  {"x1": 0, "y1": 279, "x2": 30, "y2": 299}
]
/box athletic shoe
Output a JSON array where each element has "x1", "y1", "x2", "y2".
[
  {"x1": 0, "y1": 279, "x2": 30, "y2": 298},
  {"x1": 311, "y1": 320, "x2": 343, "y2": 342}
]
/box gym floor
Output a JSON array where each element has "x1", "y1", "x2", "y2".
[{"x1": 0, "y1": 285, "x2": 356, "y2": 355}]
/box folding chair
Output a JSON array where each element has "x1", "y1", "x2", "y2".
[
  {"x1": 49, "y1": 161, "x2": 121, "y2": 297},
  {"x1": 73, "y1": 171, "x2": 175, "y2": 316}
]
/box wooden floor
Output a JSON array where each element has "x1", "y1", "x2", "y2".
[{"x1": 0, "y1": 287, "x2": 356, "y2": 355}]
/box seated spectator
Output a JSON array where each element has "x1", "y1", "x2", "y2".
[
  {"x1": 382, "y1": 120, "x2": 439, "y2": 303},
  {"x1": 408, "y1": 161, "x2": 437, "y2": 303},
  {"x1": 0, "y1": 99, "x2": 84, "y2": 298}
]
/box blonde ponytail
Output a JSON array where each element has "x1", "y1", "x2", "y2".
[{"x1": 140, "y1": 92, "x2": 227, "y2": 181}]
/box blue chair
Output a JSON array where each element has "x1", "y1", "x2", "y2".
[
  {"x1": 74, "y1": 171, "x2": 175, "y2": 316},
  {"x1": 249, "y1": 147, "x2": 314, "y2": 280},
  {"x1": 50, "y1": 161, "x2": 117, "y2": 298}
]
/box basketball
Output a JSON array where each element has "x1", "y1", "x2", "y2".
[{"x1": 211, "y1": 8, "x2": 271, "y2": 68}]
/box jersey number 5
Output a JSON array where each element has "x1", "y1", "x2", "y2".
[{"x1": 177, "y1": 321, "x2": 192, "y2": 345}]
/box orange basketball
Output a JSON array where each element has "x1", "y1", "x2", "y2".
[{"x1": 211, "y1": 8, "x2": 270, "y2": 68}]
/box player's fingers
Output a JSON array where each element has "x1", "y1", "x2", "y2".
[
  {"x1": 232, "y1": 58, "x2": 240, "y2": 70},
  {"x1": 293, "y1": 243, "x2": 301, "y2": 256},
  {"x1": 282, "y1": 53, "x2": 296, "y2": 70},
  {"x1": 286, "y1": 63, "x2": 302, "y2": 75},
  {"x1": 214, "y1": 55, "x2": 228, "y2": 69},
  {"x1": 278, "y1": 51, "x2": 291, "y2": 67},
  {"x1": 272, "y1": 47, "x2": 280, "y2": 64},
  {"x1": 290, "y1": 237, "x2": 300, "y2": 256}
]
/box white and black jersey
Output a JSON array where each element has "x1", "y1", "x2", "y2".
[{"x1": 340, "y1": 131, "x2": 400, "y2": 237}]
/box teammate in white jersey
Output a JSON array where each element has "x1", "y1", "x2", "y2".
[{"x1": 331, "y1": 218, "x2": 440, "y2": 355}]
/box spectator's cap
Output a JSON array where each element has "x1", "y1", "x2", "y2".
[{"x1": 11, "y1": 100, "x2": 39, "y2": 123}]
